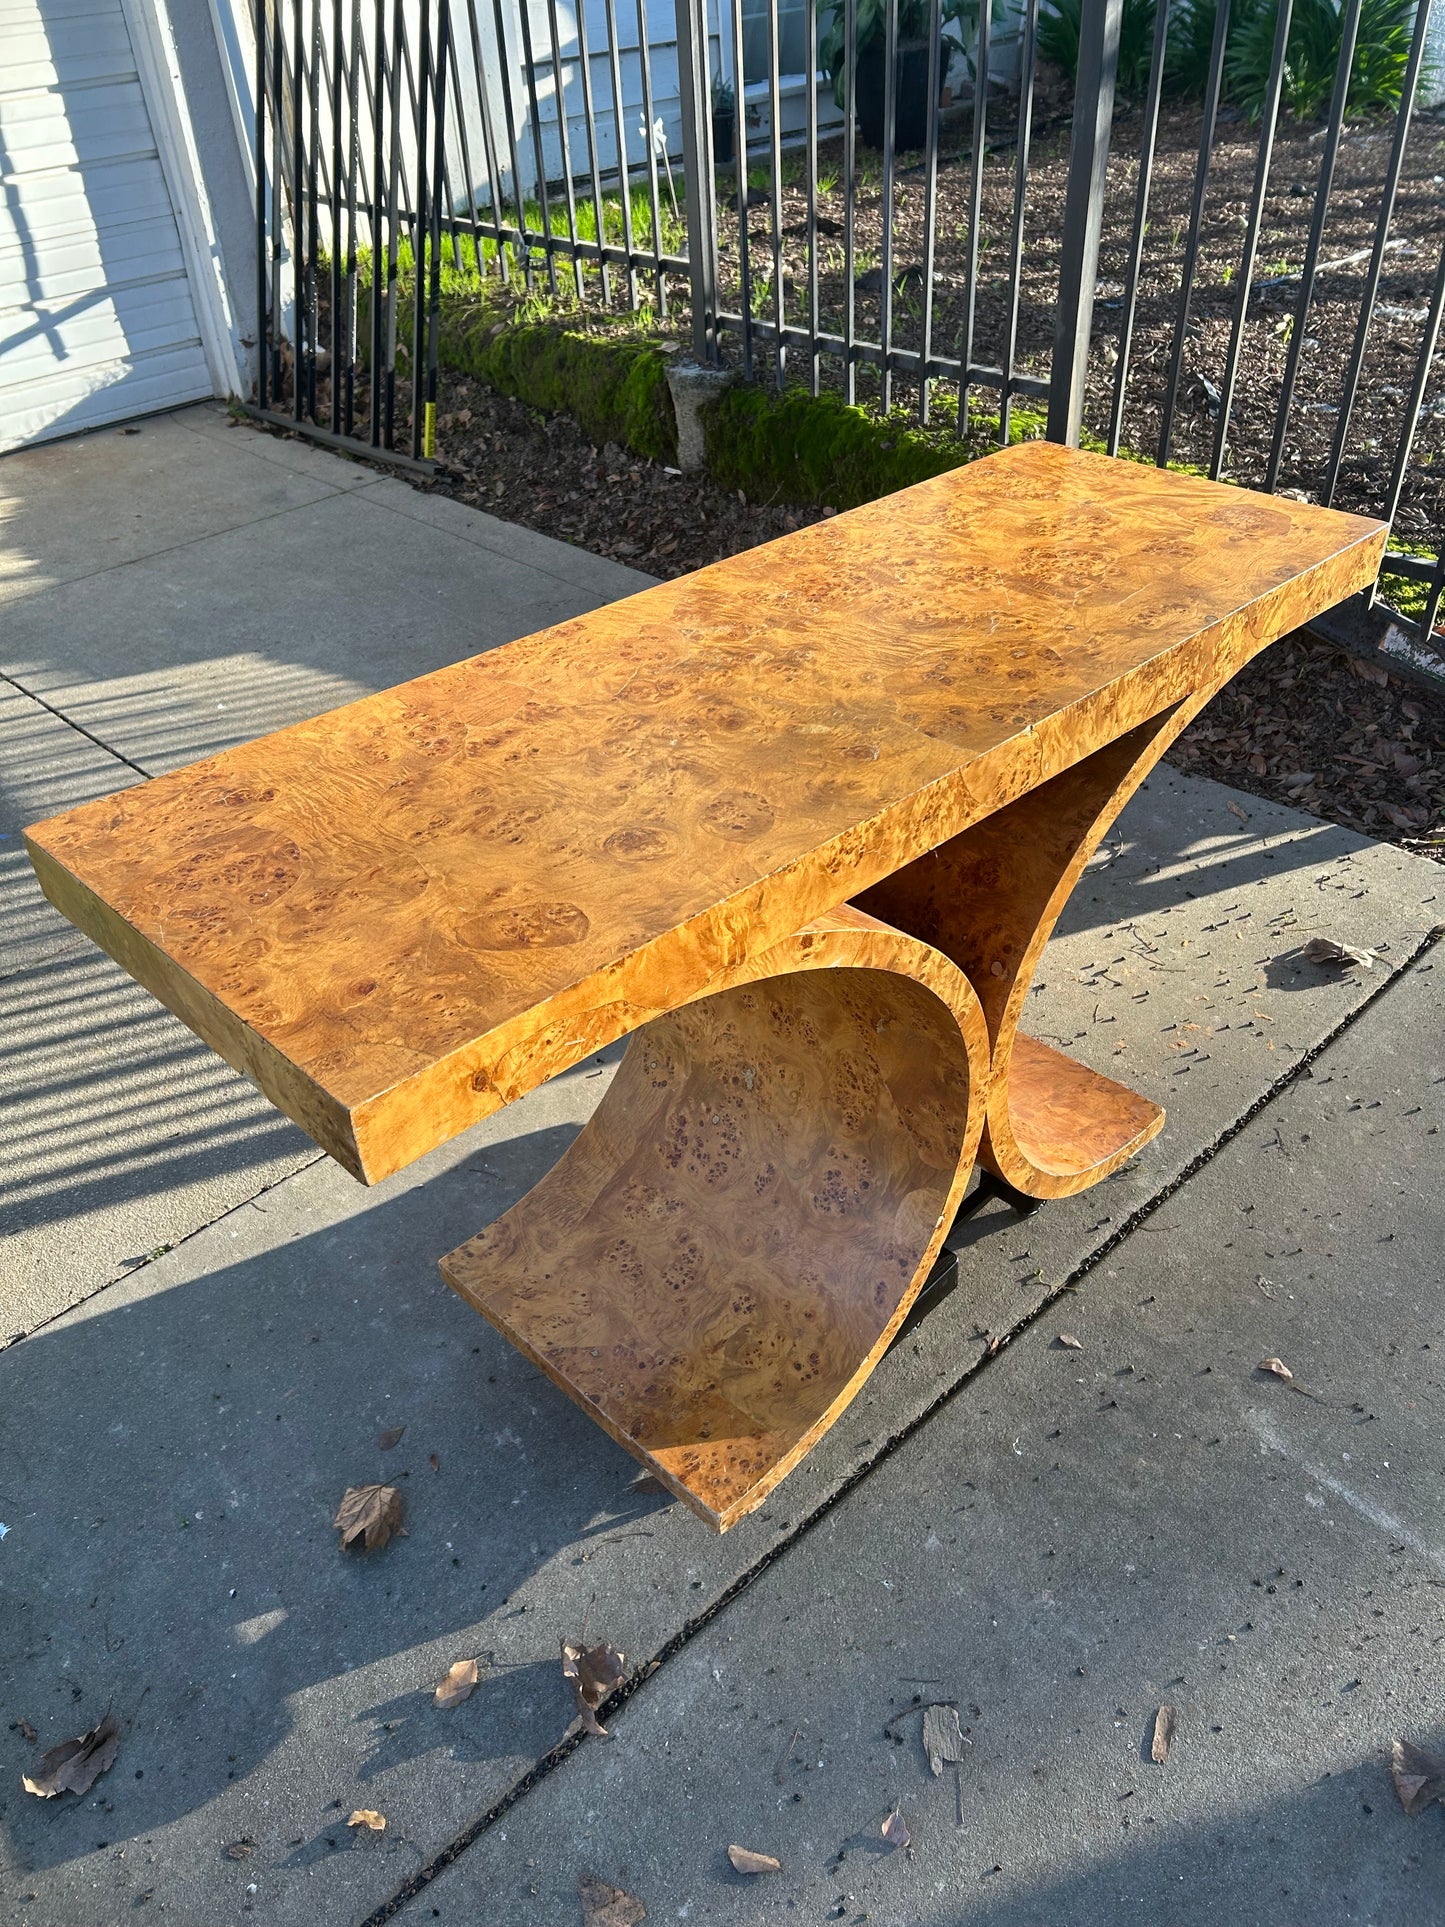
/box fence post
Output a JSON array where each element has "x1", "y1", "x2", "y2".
[
  {"x1": 1046, "y1": 0, "x2": 1121, "y2": 446},
  {"x1": 673, "y1": 0, "x2": 719, "y2": 365}
]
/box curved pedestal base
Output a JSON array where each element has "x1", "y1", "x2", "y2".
[{"x1": 441, "y1": 908, "x2": 988, "y2": 1530}]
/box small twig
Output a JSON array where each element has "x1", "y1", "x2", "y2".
[{"x1": 773, "y1": 1727, "x2": 800, "y2": 1786}]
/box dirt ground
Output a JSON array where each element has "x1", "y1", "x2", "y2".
[{"x1": 708, "y1": 91, "x2": 1445, "y2": 550}]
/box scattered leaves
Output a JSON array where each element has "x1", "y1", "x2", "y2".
[
  {"x1": 579, "y1": 1872, "x2": 647, "y2": 1925},
  {"x1": 922, "y1": 1703, "x2": 966, "y2": 1777},
  {"x1": 347, "y1": 1809, "x2": 386, "y2": 1832},
  {"x1": 1301, "y1": 936, "x2": 1376, "y2": 971},
  {"x1": 881, "y1": 1806, "x2": 911, "y2": 1850},
  {"x1": 334, "y1": 1483, "x2": 405, "y2": 1551},
  {"x1": 1393, "y1": 1739, "x2": 1445, "y2": 1816},
  {"x1": 562, "y1": 1637, "x2": 626, "y2": 1737},
  {"x1": 727, "y1": 1844, "x2": 782, "y2": 1874},
  {"x1": 1258, "y1": 1356, "x2": 1294, "y2": 1381},
  {"x1": 434, "y1": 1658, "x2": 479, "y2": 1708},
  {"x1": 1151, "y1": 1705, "x2": 1177, "y2": 1764},
  {"x1": 21, "y1": 1714, "x2": 120, "y2": 1798},
  {"x1": 377, "y1": 1425, "x2": 406, "y2": 1451},
  {"x1": 1056, "y1": 1332, "x2": 1084, "y2": 1351}
]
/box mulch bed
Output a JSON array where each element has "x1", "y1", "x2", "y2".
[{"x1": 407, "y1": 372, "x2": 1444, "y2": 861}]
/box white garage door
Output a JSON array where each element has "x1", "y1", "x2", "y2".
[{"x1": 0, "y1": 0, "x2": 216, "y2": 453}]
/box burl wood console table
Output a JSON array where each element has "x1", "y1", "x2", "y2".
[{"x1": 25, "y1": 444, "x2": 1384, "y2": 1530}]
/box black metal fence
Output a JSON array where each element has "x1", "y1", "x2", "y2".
[{"x1": 251, "y1": 0, "x2": 1445, "y2": 663}]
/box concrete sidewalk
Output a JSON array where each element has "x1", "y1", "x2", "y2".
[{"x1": 1, "y1": 410, "x2": 1441, "y2": 1927}]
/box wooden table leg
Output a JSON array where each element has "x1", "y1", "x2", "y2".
[
  {"x1": 858, "y1": 696, "x2": 1217, "y2": 1200},
  {"x1": 440, "y1": 907, "x2": 989, "y2": 1530}
]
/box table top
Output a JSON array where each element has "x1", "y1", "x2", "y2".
[{"x1": 25, "y1": 441, "x2": 1384, "y2": 1184}]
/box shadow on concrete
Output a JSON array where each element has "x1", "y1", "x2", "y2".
[{"x1": 0, "y1": 1119, "x2": 688, "y2": 1874}]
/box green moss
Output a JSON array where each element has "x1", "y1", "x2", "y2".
[
  {"x1": 698, "y1": 386, "x2": 1048, "y2": 510},
  {"x1": 441, "y1": 306, "x2": 677, "y2": 462}
]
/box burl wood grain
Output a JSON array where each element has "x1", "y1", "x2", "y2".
[
  {"x1": 24, "y1": 442, "x2": 1385, "y2": 1186},
  {"x1": 440, "y1": 907, "x2": 989, "y2": 1530}
]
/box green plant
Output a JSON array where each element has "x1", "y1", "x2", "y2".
[
  {"x1": 712, "y1": 76, "x2": 735, "y2": 113},
  {"x1": 1037, "y1": 0, "x2": 1159, "y2": 92},
  {"x1": 1167, "y1": 0, "x2": 1423, "y2": 115},
  {"x1": 819, "y1": 0, "x2": 973, "y2": 107}
]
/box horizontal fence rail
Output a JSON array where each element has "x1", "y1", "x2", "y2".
[{"x1": 253, "y1": 0, "x2": 1445, "y2": 666}]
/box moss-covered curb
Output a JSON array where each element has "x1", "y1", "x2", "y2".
[
  {"x1": 699, "y1": 385, "x2": 978, "y2": 510},
  {"x1": 439, "y1": 307, "x2": 678, "y2": 464}
]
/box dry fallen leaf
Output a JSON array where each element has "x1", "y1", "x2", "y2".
[
  {"x1": 435, "y1": 1658, "x2": 479, "y2": 1708},
  {"x1": 347, "y1": 1808, "x2": 386, "y2": 1831},
  {"x1": 1226, "y1": 800, "x2": 1250, "y2": 824},
  {"x1": 17, "y1": 1717, "x2": 37, "y2": 1744},
  {"x1": 334, "y1": 1483, "x2": 405, "y2": 1551},
  {"x1": 562, "y1": 1637, "x2": 626, "y2": 1737},
  {"x1": 881, "y1": 1806, "x2": 910, "y2": 1850},
  {"x1": 1151, "y1": 1705, "x2": 1176, "y2": 1764},
  {"x1": 1393, "y1": 1739, "x2": 1445, "y2": 1816},
  {"x1": 377, "y1": 1425, "x2": 405, "y2": 1451},
  {"x1": 428, "y1": 1453, "x2": 441, "y2": 1473},
  {"x1": 224, "y1": 1839, "x2": 254, "y2": 1860},
  {"x1": 727, "y1": 1844, "x2": 782, "y2": 1874},
  {"x1": 1258, "y1": 1357, "x2": 1294, "y2": 1381},
  {"x1": 922, "y1": 1703, "x2": 966, "y2": 1777},
  {"x1": 1056, "y1": 1332, "x2": 1084, "y2": 1351},
  {"x1": 1301, "y1": 936, "x2": 1376, "y2": 970},
  {"x1": 21, "y1": 1713, "x2": 120, "y2": 1799},
  {"x1": 579, "y1": 1872, "x2": 647, "y2": 1925}
]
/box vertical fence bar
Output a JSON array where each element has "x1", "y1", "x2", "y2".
[
  {"x1": 958, "y1": 0, "x2": 993, "y2": 433},
  {"x1": 292, "y1": 0, "x2": 306, "y2": 418},
  {"x1": 574, "y1": 0, "x2": 613, "y2": 301},
  {"x1": 546, "y1": 0, "x2": 587, "y2": 296},
  {"x1": 879, "y1": 0, "x2": 897, "y2": 412},
  {"x1": 491, "y1": 0, "x2": 533, "y2": 287},
  {"x1": 603, "y1": 0, "x2": 638, "y2": 306},
  {"x1": 306, "y1": 0, "x2": 321, "y2": 418},
  {"x1": 343, "y1": 0, "x2": 362, "y2": 434},
  {"x1": 1155, "y1": 0, "x2": 1230, "y2": 466},
  {"x1": 462, "y1": 2, "x2": 509, "y2": 280},
  {"x1": 442, "y1": 10, "x2": 479, "y2": 267},
  {"x1": 917, "y1": 0, "x2": 943, "y2": 423},
  {"x1": 635, "y1": 0, "x2": 668, "y2": 310},
  {"x1": 517, "y1": 0, "x2": 559, "y2": 294},
  {"x1": 674, "y1": 0, "x2": 716, "y2": 360},
  {"x1": 843, "y1": 0, "x2": 857, "y2": 402},
  {"x1": 1000, "y1": 0, "x2": 1040, "y2": 444},
  {"x1": 410, "y1": 0, "x2": 431, "y2": 458},
  {"x1": 728, "y1": 0, "x2": 753, "y2": 374},
  {"x1": 370, "y1": 0, "x2": 386, "y2": 440},
  {"x1": 1210, "y1": 0, "x2": 1291, "y2": 478},
  {"x1": 1047, "y1": 0, "x2": 1121, "y2": 445},
  {"x1": 805, "y1": 0, "x2": 821, "y2": 396},
  {"x1": 331, "y1": 0, "x2": 344, "y2": 429},
  {"x1": 1324, "y1": 0, "x2": 1437, "y2": 504},
  {"x1": 270, "y1": 0, "x2": 285, "y2": 400},
  {"x1": 384, "y1": 0, "x2": 406, "y2": 445},
  {"x1": 1106, "y1": 0, "x2": 1166, "y2": 457},
  {"x1": 765, "y1": 0, "x2": 785, "y2": 384},
  {"x1": 424, "y1": 0, "x2": 450, "y2": 458},
  {"x1": 1265, "y1": 0, "x2": 1364, "y2": 490},
  {"x1": 255, "y1": 0, "x2": 269, "y2": 407},
  {"x1": 1378, "y1": 236, "x2": 1445, "y2": 539}
]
